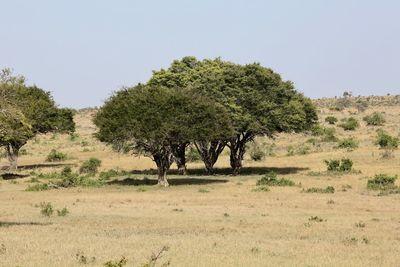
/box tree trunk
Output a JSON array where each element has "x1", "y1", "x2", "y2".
[
  {"x1": 171, "y1": 142, "x2": 188, "y2": 175},
  {"x1": 228, "y1": 133, "x2": 254, "y2": 175},
  {"x1": 153, "y1": 149, "x2": 173, "y2": 187},
  {"x1": 194, "y1": 140, "x2": 226, "y2": 174},
  {"x1": 6, "y1": 144, "x2": 19, "y2": 171}
]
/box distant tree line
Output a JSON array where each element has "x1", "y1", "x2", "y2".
[
  {"x1": 0, "y1": 68, "x2": 75, "y2": 170},
  {"x1": 94, "y1": 57, "x2": 318, "y2": 186}
]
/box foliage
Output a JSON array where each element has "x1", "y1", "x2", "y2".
[
  {"x1": 99, "y1": 169, "x2": 129, "y2": 180},
  {"x1": 25, "y1": 183, "x2": 49, "y2": 191},
  {"x1": 0, "y1": 68, "x2": 75, "y2": 169},
  {"x1": 367, "y1": 174, "x2": 397, "y2": 190},
  {"x1": 103, "y1": 256, "x2": 127, "y2": 267},
  {"x1": 337, "y1": 137, "x2": 358, "y2": 150},
  {"x1": 46, "y1": 149, "x2": 67, "y2": 162},
  {"x1": 303, "y1": 186, "x2": 335, "y2": 194},
  {"x1": 94, "y1": 84, "x2": 233, "y2": 185},
  {"x1": 338, "y1": 117, "x2": 359, "y2": 131},
  {"x1": 256, "y1": 172, "x2": 295, "y2": 187},
  {"x1": 324, "y1": 158, "x2": 353, "y2": 172},
  {"x1": 185, "y1": 146, "x2": 202, "y2": 162},
  {"x1": 57, "y1": 207, "x2": 69, "y2": 216},
  {"x1": 286, "y1": 144, "x2": 311, "y2": 156},
  {"x1": 325, "y1": 116, "x2": 338, "y2": 125},
  {"x1": 40, "y1": 202, "x2": 54, "y2": 217},
  {"x1": 375, "y1": 129, "x2": 399, "y2": 149},
  {"x1": 363, "y1": 112, "x2": 385, "y2": 126},
  {"x1": 149, "y1": 57, "x2": 318, "y2": 174},
  {"x1": 79, "y1": 158, "x2": 102, "y2": 174}
]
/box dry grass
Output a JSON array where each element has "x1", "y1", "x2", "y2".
[{"x1": 1, "y1": 102, "x2": 400, "y2": 266}]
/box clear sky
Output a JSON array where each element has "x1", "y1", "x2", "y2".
[{"x1": 1, "y1": 0, "x2": 399, "y2": 108}]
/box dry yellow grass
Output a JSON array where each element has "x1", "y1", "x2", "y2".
[{"x1": 1, "y1": 104, "x2": 400, "y2": 266}]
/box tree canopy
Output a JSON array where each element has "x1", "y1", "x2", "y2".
[
  {"x1": 0, "y1": 69, "x2": 75, "y2": 170},
  {"x1": 94, "y1": 84, "x2": 233, "y2": 185},
  {"x1": 149, "y1": 57, "x2": 318, "y2": 174}
]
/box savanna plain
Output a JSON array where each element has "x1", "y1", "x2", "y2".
[{"x1": 1, "y1": 96, "x2": 400, "y2": 267}]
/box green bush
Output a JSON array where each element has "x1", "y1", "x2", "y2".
[
  {"x1": 25, "y1": 183, "x2": 49, "y2": 191},
  {"x1": 324, "y1": 158, "x2": 353, "y2": 172},
  {"x1": 367, "y1": 174, "x2": 397, "y2": 190},
  {"x1": 363, "y1": 112, "x2": 385, "y2": 126},
  {"x1": 249, "y1": 147, "x2": 266, "y2": 161},
  {"x1": 46, "y1": 149, "x2": 67, "y2": 162},
  {"x1": 57, "y1": 207, "x2": 69, "y2": 216},
  {"x1": 99, "y1": 169, "x2": 128, "y2": 180},
  {"x1": 321, "y1": 127, "x2": 338, "y2": 142},
  {"x1": 186, "y1": 146, "x2": 202, "y2": 162},
  {"x1": 338, "y1": 117, "x2": 359, "y2": 131},
  {"x1": 79, "y1": 158, "x2": 102, "y2": 174},
  {"x1": 40, "y1": 202, "x2": 54, "y2": 217},
  {"x1": 337, "y1": 137, "x2": 358, "y2": 150},
  {"x1": 256, "y1": 172, "x2": 295, "y2": 187},
  {"x1": 375, "y1": 129, "x2": 399, "y2": 149},
  {"x1": 325, "y1": 116, "x2": 338, "y2": 125},
  {"x1": 303, "y1": 186, "x2": 335, "y2": 194}
]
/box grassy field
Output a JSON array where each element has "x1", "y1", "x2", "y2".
[{"x1": 1, "y1": 98, "x2": 400, "y2": 266}]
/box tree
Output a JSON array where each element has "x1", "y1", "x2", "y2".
[
  {"x1": 150, "y1": 57, "x2": 318, "y2": 174},
  {"x1": 0, "y1": 69, "x2": 75, "y2": 170},
  {"x1": 94, "y1": 85, "x2": 232, "y2": 186}
]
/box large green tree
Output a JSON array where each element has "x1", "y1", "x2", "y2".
[
  {"x1": 94, "y1": 85, "x2": 232, "y2": 186},
  {"x1": 0, "y1": 69, "x2": 75, "y2": 170},
  {"x1": 150, "y1": 57, "x2": 318, "y2": 174}
]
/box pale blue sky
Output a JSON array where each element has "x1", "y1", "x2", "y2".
[{"x1": 1, "y1": 0, "x2": 399, "y2": 108}]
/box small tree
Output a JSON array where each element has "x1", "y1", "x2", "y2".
[
  {"x1": 325, "y1": 116, "x2": 338, "y2": 125},
  {"x1": 363, "y1": 112, "x2": 385, "y2": 126},
  {"x1": 338, "y1": 117, "x2": 359, "y2": 131},
  {"x1": 0, "y1": 69, "x2": 75, "y2": 170},
  {"x1": 150, "y1": 57, "x2": 318, "y2": 174},
  {"x1": 375, "y1": 129, "x2": 399, "y2": 149},
  {"x1": 94, "y1": 85, "x2": 232, "y2": 186}
]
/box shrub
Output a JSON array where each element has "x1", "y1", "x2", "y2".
[
  {"x1": 325, "y1": 116, "x2": 338, "y2": 125},
  {"x1": 186, "y1": 146, "x2": 202, "y2": 162},
  {"x1": 79, "y1": 158, "x2": 102, "y2": 174},
  {"x1": 40, "y1": 202, "x2": 54, "y2": 217},
  {"x1": 324, "y1": 158, "x2": 353, "y2": 172},
  {"x1": 367, "y1": 174, "x2": 397, "y2": 190},
  {"x1": 303, "y1": 186, "x2": 335, "y2": 194},
  {"x1": 46, "y1": 149, "x2": 67, "y2": 162},
  {"x1": 320, "y1": 127, "x2": 338, "y2": 142},
  {"x1": 99, "y1": 169, "x2": 128, "y2": 180},
  {"x1": 363, "y1": 112, "x2": 385, "y2": 126},
  {"x1": 375, "y1": 129, "x2": 399, "y2": 149},
  {"x1": 25, "y1": 183, "x2": 49, "y2": 192},
  {"x1": 337, "y1": 137, "x2": 358, "y2": 150},
  {"x1": 338, "y1": 117, "x2": 359, "y2": 131},
  {"x1": 252, "y1": 185, "x2": 270, "y2": 192},
  {"x1": 249, "y1": 147, "x2": 266, "y2": 161},
  {"x1": 57, "y1": 207, "x2": 69, "y2": 216},
  {"x1": 256, "y1": 172, "x2": 295, "y2": 187},
  {"x1": 103, "y1": 256, "x2": 127, "y2": 267},
  {"x1": 286, "y1": 144, "x2": 311, "y2": 156}
]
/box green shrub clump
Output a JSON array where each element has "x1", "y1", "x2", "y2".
[
  {"x1": 325, "y1": 116, "x2": 338, "y2": 125},
  {"x1": 337, "y1": 137, "x2": 358, "y2": 150},
  {"x1": 338, "y1": 117, "x2": 359, "y2": 131},
  {"x1": 303, "y1": 186, "x2": 335, "y2": 194},
  {"x1": 46, "y1": 149, "x2": 67, "y2": 162},
  {"x1": 367, "y1": 174, "x2": 397, "y2": 190},
  {"x1": 375, "y1": 129, "x2": 399, "y2": 149},
  {"x1": 363, "y1": 112, "x2": 385, "y2": 126},
  {"x1": 256, "y1": 172, "x2": 295, "y2": 187},
  {"x1": 186, "y1": 146, "x2": 202, "y2": 162},
  {"x1": 324, "y1": 158, "x2": 353, "y2": 172},
  {"x1": 79, "y1": 158, "x2": 102, "y2": 174}
]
